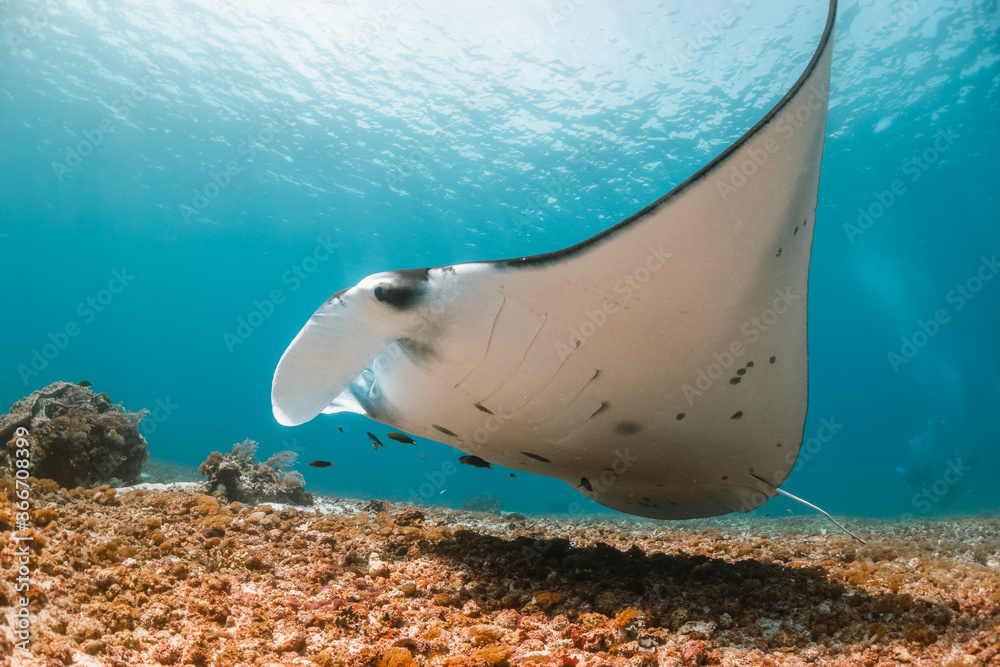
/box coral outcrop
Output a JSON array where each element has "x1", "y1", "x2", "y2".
[
  {"x1": 0, "y1": 381, "x2": 148, "y2": 488},
  {"x1": 199, "y1": 439, "x2": 311, "y2": 506}
]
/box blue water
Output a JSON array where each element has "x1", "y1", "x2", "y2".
[{"x1": 2, "y1": 0, "x2": 997, "y2": 519}]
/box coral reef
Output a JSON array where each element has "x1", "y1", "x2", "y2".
[
  {"x1": 0, "y1": 381, "x2": 148, "y2": 488},
  {"x1": 199, "y1": 439, "x2": 311, "y2": 506},
  {"x1": 1, "y1": 470, "x2": 998, "y2": 666}
]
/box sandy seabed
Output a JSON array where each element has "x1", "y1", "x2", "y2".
[{"x1": 1, "y1": 480, "x2": 998, "y2": 667}]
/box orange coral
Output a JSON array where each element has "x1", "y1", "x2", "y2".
[
  {"x1": 532, "y1": 589, "x2": 564, "y2": 610},
  {"x1": 615, "y1": 608, "x2": 639, "y2": 628},
  {"x1": 378, "y1": 647, "x2": 418, "y2": 667}
]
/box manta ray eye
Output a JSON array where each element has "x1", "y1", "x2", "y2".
[{"x1": 373, "y1": 282, "x2": 422, "y2": 309}]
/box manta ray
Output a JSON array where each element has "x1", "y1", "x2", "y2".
[{"x1": 273, "y1": 1, "x2": 847, "y2": 527}]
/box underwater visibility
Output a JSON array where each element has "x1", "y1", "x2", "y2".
[{"x1": 1, "y1": 0, "x2": 998, "y2": 665}]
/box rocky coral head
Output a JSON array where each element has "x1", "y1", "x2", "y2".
[
  {"x1": 199, "y1": 439, "x2": 311, "y2": 506},
  {"x1": 0, "y1": 381, "x2": 149, "y2": 488}
]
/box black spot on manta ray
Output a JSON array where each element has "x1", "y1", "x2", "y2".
[
  {"x1": 731, "y1": 411, "x2": 743, "y2": 419},
  {"x1": 579, "y1": 477, "x2": 593, "y2": 492},
  {"x1": 746, "y1": 361, "x2": 754, "y2": 368},
  {"x1": 736, "y1": 368, "x2": 746, "y2": 376},
  {"x1": 474, "y1": 402, "x2": 494, "y2": 415},
  {"x1": 521, "y1": 451, "x2": 551, "y2": 463},
  {"x1": 433, "y1": 424, "x2": 459, "y2": 438},
  {"x1": 730, "y1": 377, "x2": 741, "y2": 385},
  {"x1": 721, "y1": 475, "x2": 728, "y2": 480},
  {"x1": 372, "y1": 268, "x2": 429, "y2": 310},
  {"x1": 769, "y1": 355, "x2": 776, "y2": 364},
  {"x1": 398, "y1": 337, "x2": 435, "y2": 360},
  {"x1": 776, "y1": 442, "x2": 782, "y2": 447},
  {"x1": 614, "y1": 421, "x2": 643, "y2": 435},
  {"x1": 793, "y1": 226, "x2": 799, "y2": 235},
  {"x1": 676, "y1": 412, "x2": 686, "y2": 420}
]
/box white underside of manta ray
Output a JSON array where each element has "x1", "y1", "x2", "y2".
[{"x1": 273, "y1": 1, "x2": 839, "y2": 522}]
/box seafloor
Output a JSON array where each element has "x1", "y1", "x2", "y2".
[{"x1": 1, "y1": 480, "x2": 998, "y2": 667}]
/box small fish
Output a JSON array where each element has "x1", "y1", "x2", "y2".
[
  {"x1": 78, "y1": 380, "x2": 92, "y2": 387},
  {"x1": 309, "y1": 460, "x2": 334, "y2": 468},
  {"x1": 338, "y1": 425, "x2": 344, "y2": 433},
  {"x1": 386, "y1": 432, "x2": 416, "y2": 444},
  {"x1": 459, "y1": 455, "x2": 493, "y2": 469},
  {"x1": 367, "y1": 431, "x2": 384, "y2": 449}
]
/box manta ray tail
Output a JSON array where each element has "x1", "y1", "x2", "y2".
[{"x1": 753, "y1": 475, "x2": 866, "y2": 544}]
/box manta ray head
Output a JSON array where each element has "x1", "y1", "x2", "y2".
[{"x1": 271, "y1": 266, "x2": 460, "y2": 427}]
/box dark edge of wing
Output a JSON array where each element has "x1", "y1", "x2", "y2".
[{"x1": 486, "y1": 0, "x2": 838, "y2": 270}]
